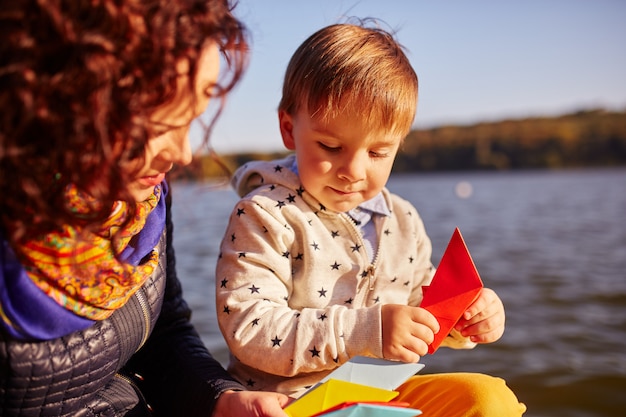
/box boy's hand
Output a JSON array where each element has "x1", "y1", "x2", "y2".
[
  {"x1": 454, "y1": 288, "x2": 505, "y2": 344},
  {"x1": 381, "y1": 304, "x2": 439, "y2": 363}
]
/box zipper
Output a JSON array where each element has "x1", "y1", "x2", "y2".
[
  {"x1": 134, "y1": 287, "x2": 151, "y2": 352},
  {"x1": 340, "y1": 213, "x2": 382, "y2": 290},
  {"x1": 114, "y1": 373, "x2": 153, "y2": 413}
]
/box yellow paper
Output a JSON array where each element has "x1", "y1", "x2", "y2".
[{"x1": 285, "y1": 379, "x2": 399, "y2": 417}]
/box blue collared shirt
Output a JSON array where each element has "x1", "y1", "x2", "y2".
[
  {"x1": 347, "y1": 193, "x2": 390, "y2": 261},
  {"x1": 290, "y1": 159, "x2": 390, "y2": 261}
]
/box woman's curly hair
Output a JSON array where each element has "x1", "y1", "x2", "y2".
[{"x1": 0, "y1": 0, "x2": 249, "y2": 242}]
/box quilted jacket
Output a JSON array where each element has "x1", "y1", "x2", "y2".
[{"x1": 0, "y1": 193, "x2": 245, "y2": 416}]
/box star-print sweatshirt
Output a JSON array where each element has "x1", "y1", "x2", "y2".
[{"x1": 215, "y1": 154, "x2": 474, "y2": 397}]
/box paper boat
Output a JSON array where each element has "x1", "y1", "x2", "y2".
[
  {"x1": 421, "y1": 228, "x2": 483, "y2": 353},
  {"x1": 284, "y1": 379, "x2": 398, "y2": 417},
  {"x1": 317, "y1": 356, "x2": 424, "y2": 391},
  {"x1": 310, "y1": 401, "x2": 422, "y2": 417}
]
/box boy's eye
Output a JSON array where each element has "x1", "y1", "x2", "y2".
[
  {"x1": 370, "y1": 150, "x2": 390, "y2": 158},
  {"x1": 318, "y1": 142, "x2": 341, "y2": 152}
]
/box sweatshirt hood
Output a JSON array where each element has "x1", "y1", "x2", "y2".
[{"x1": 231, "y1": 154, "x2": 301, "y2": 198}]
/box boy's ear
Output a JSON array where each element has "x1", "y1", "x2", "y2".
[{"x1": 278, "y1": 110, "x2": 296, "y2": 150}]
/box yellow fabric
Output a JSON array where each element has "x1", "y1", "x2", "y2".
[{"x1": 395, "y1": 373, "x2": 526, "y2": 417}]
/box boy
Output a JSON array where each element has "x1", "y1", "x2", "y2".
[{"x1": 216, "y1": 21, "x2": 525, "y2": 416}]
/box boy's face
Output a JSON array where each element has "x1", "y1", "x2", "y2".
[{"x1": 279, "y1": 107, "x2": 403, "y2": 213}]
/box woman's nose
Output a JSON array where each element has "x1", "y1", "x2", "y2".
[
  {"x1": 155, "y1": 127, "x2": 193, "y2": 167},
  {"x1": 172, "y1": 130, "x2": 193, "y2": 166}
]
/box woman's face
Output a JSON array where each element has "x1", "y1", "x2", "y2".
[{"x1": 125, "y1": 43, "x2": 220, "y2": 202}]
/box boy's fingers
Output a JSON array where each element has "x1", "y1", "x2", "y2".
[
  {"x1": 412, "y1": 307, "x2": 440, "y2": 334},
  {"x1": 463, "y1": 288, "x2": 492, "y2": 320},
  {"x1": 458, "y1": 312, "x2": 505, "y2": 339}
]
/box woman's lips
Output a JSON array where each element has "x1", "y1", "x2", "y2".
[{"x1": 137, "y1": 172, "x2": 166, "y2": 187}]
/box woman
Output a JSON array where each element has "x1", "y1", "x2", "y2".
[{"x1": 0, "y1": 0, "x2": 288, "y2": 416}]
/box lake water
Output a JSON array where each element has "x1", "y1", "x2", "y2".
[{"x1": 171, "y1": 167, "x2": 626, "y2": 417}]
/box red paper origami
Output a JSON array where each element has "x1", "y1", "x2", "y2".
[{"x1": 420, "y1": 228, "x2": 483, "y2": 354}]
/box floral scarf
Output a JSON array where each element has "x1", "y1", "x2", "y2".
[{"x1": 11, "y1": 184, "x2": 163, "y2": 321}]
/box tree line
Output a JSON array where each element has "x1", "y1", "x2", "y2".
[{"x1": 171, "y1": 108, "x2": 626, "y2": 181}]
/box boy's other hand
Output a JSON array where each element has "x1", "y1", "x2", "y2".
[{"x1": 454, "y1": 287, "x2": 506, "y2": 344}]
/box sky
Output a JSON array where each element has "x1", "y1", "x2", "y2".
[{"x1": 195, "y1": 0, "x2": 626, "y2": 154}]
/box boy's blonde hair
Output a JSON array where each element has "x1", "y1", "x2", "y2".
[{"x1": 279, "y1": 21, "x2": 418, "y2": 137}]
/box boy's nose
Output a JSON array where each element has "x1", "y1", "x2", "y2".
[{"x1": 338, "y1": 153, "x2": 366, "y2": 182}]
